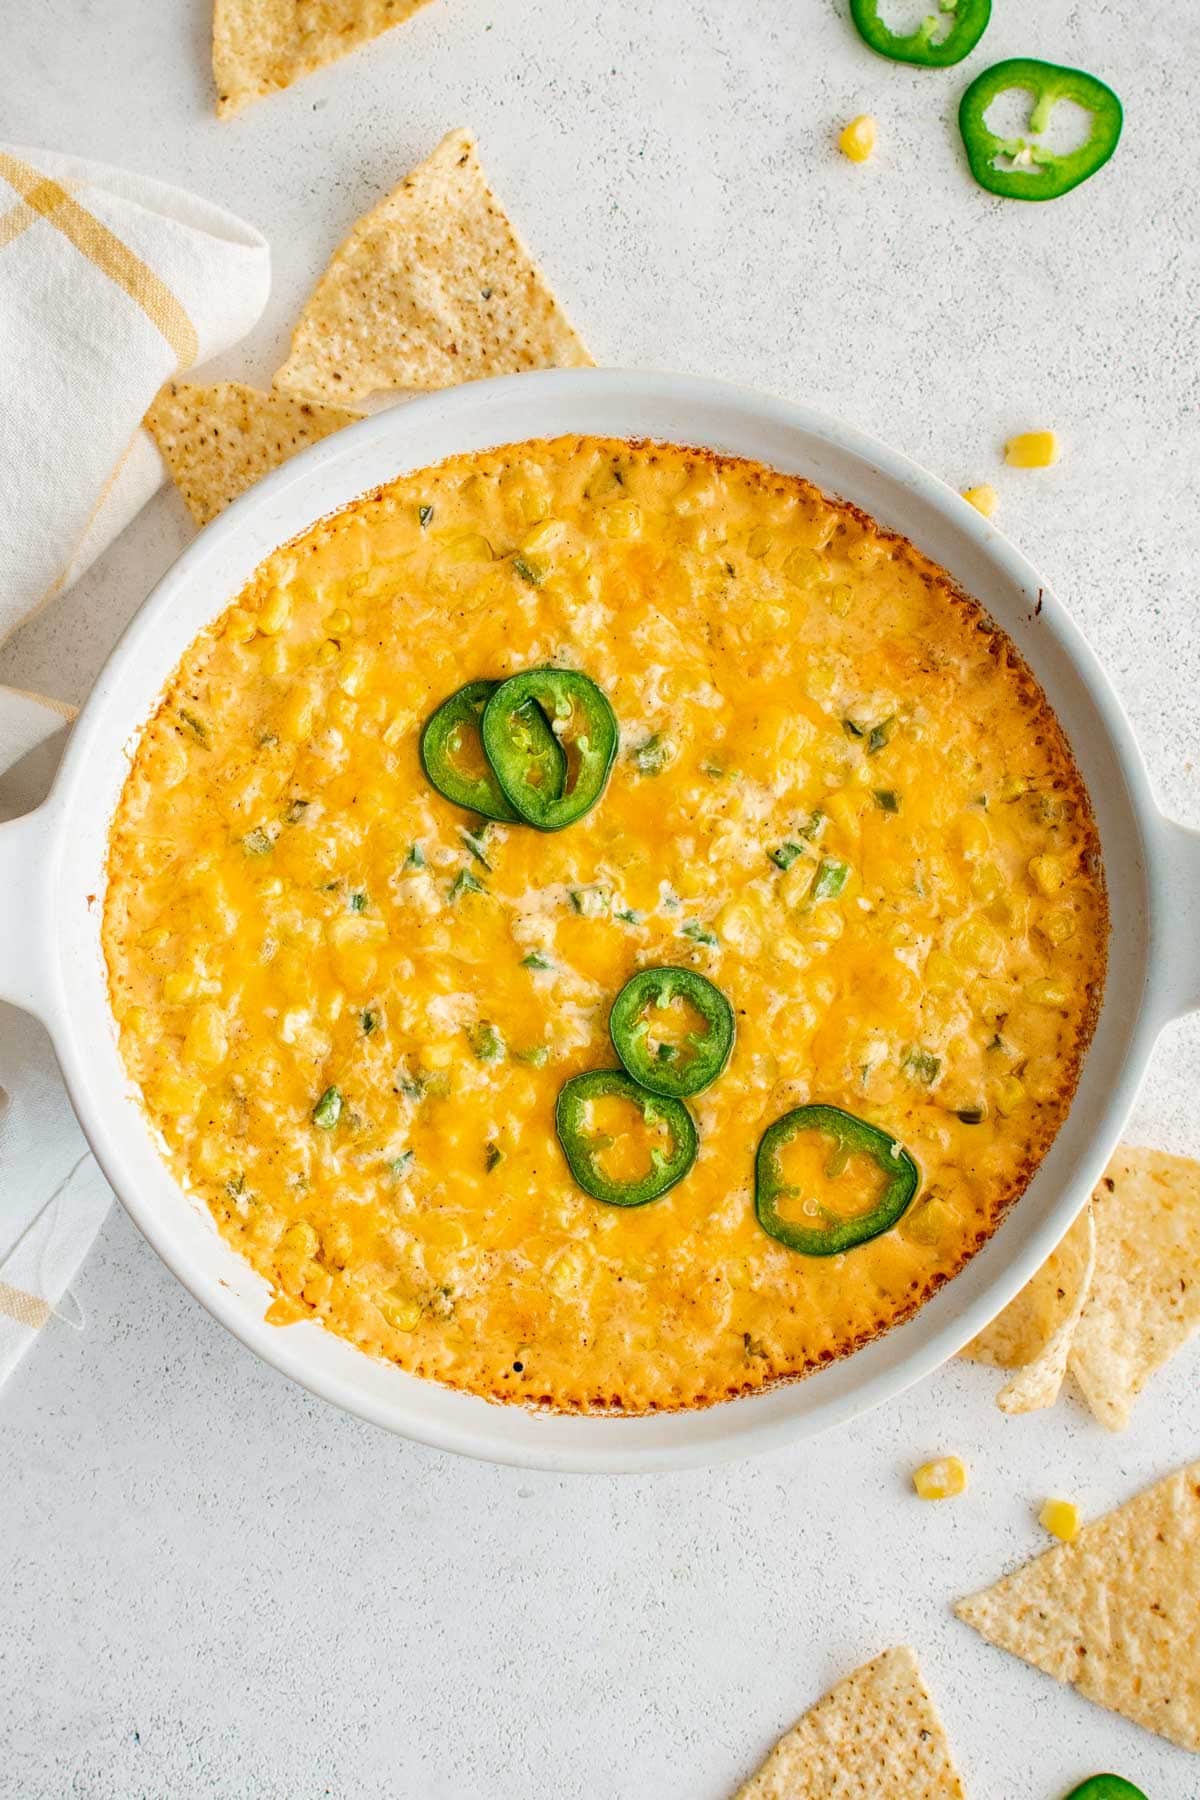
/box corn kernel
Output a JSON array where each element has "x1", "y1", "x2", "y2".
[
  {"x1": 913, "y1": 1455, "x2": 968, "y2": 1501},
  {"x1": 952, "y1": 917, "x2": 1003, "y2": 974},
  {"x1": 598, "y1": 500, "x2": 642, "y2": 538},
  {"x1": 260, "y1": 638, "x2": 289, "y2": 676},
  {"x1": 1042, "y1": 907, "x2": 1076, "y2": 945},
  {"x1": 1005, "y1": 430, "x2": 1060, "y2": 469},
  {"x1": 1025, "y1": 976, "x2": 1070, "y2": 1007},
  {"x1": 745, "y1": 525, "x2": 773, "y2": 559},
  {"x1": 280, "y1": 1221, "x2": 319, "y2": 1263},
  {"x1": 162, "y1": 969, "x2": 198, "y2": 1004},
  {"x1": 924, "y1": 950, "x2": 959, "y2": 993},
  {"x1": 278, "y1": 686, "x2": 317, "y2": 742},
  {"x1": 151, "y1": 1072, "x2": 205, "y2": 1117},
  {"x1": 839, "y1": 114, "x2": 877, "y2": 163},
  {"x1": 224, "y1": 607, "x2": 257, "y2": 644},
  {"x1": 315, "y1": 640, "x2": 339, "y2": 666},
  {"x1": 993, "y1": 1073, "x2": 1026, "y2": 1116},
  {"x1": 256, "y1": 589, "x2": 292, "y2": 636},
  {"x1": 963, "y1": 484, "x2": 998, "y2": 518},
  {"x1": 1039, "y1": 1497, "x2": 1080, "y2": 1543},
  {"x1": 828, "y1": 581, "x2": 854, "y2": 617},
  {"x1": 1027, "y1": 854, "x2": 1065, "y2": 897},
  {"x1": 548, "y1": 1248, "x2": 586, "y2": 1296},
  {"x1": 523, "y1": 518, "x2": 566, "y2": 555},
  {"x1": 324, "y1": 609, "x2": 351, "y2": 636},
  {"x1": 441, "y1": 532, "x2": 493, "y2": 564},
  {"x1": 347, "y1": 571, "x2": 369, "y2": 594},
  {"x1": 378, "y1": 1293, "x2": 423, "y2": 1332},
  {"x1": 184, "y1": 1003, "x2": 228, "y2": 1070},
  {"x1": 783, "y1": 546, "x2": 827, "y2": 587},
  {"x1": 955, "y1": 813, "x2": 991, "y2": 859}
]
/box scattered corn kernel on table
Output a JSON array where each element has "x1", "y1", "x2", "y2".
[{"x1": 2, "y1": 1, "x2": 1199, "y2": 1796}]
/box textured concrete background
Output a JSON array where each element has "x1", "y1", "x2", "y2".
[{"x1": 2, "y1": 1, "x2": 1199, "y2": 1795}]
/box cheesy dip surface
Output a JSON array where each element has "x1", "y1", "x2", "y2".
[{"x1": 103, "y1": 437, "x2": 1107, "y2": 1413}]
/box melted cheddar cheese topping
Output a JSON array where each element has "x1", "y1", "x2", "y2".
[{"x1": 103, "y1": 437, "x2": 1107, "y2": 1413}]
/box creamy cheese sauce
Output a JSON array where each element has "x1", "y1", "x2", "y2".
[{"x1": 103, "y1": 437, "x2": 1107, "y2": 1412}]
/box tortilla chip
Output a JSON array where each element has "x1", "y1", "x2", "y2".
[
  {"x1": 1069, "y1": 1147, "x2": 1200, "y2": 1431},
  {"x1": 962, "y1": 1206, "x2": 1096, "y2": 1415},
  {"x1": 732, "y1": 1647, "x2": 965, "y2": 1799},
  {"x1": 145, "y1": 381, "x2": 361, "y2": 526},
  {"x1": 274, "y1": 127, "x2": 593, "y2": 403},
  {"x1": 956, "y1": 1462, "x2": 1200, "y2": 1753},
  {"x1": 213, "y1": 0, "x2": 435, "y2": 119}
]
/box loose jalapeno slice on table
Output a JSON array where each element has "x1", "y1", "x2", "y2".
[
  {"x1": 850, "y1": 0, "x2": 990, "y2": 68},
  {"x1": 959, "y1": 60, "x2": 1123, "y2": 201},
  {"x1": 1062, "y1": 1781, "x2": 1148, "y2": 1800},
  {"x1": 555, "y1": 1069, "x2": 697, "y2": 1207},
  {"x1": 609, "y1": 966, "x2": 735, "y2": 1099},
  {"x1": 755, "y1": 1103, "x2": 919, "y2": 1255},
  {"x1": 421, "y1": 679, "x2": 555, "y2": 823},
  {"x1": 482, "y1": 668, "x2": 617, "y2": 831}
]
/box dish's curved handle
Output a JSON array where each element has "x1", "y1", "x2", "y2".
[
  {"x1": 0, "y1": 804, "x2": 61, "y2": 1023},
  {"x1": 1149, "y1": 816, "x2": 1200, "y2": 1023}
]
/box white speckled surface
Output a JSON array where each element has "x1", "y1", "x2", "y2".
[{"x1": 2, "y1": 3, "x2": 1199, "y2": 1796}]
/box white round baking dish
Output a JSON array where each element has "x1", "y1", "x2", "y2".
[{"x1": 2, "y1": 368, "x2": 1197, "y2": 1472}]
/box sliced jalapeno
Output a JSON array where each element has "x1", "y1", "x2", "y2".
[
  {"x1": 755, "y1": 1102, "x2": 919, "y2": 1255},
  {"x1": 421, "y1": 679, "x2": 558, "y2": 823},
  {"x1": 482, "y1": 668, "x2": 618, "y2": 831},
  {"x1": 609, "y1": 965, "x2": 734, "y2": 1099},
  {"x1": 555, "y1": 1069, "x2": 697, "y2": 1207},
  {"x1": 1062, "y1": 1782, "x2": 1147, "y2": 1800}
]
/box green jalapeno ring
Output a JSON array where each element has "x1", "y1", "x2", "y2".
[
  {"x1": 421, "y1": 680, "x2": 548, "y2": 822},
  {"x1": 555, "y1": 1069, "x2": 698, "y2": 1207},
  {"x1": 755, "y1": 1102, "x2": 919, "y2": 1256},
  {"x1": 1062, "y1": 1780, "x2": 1148, "y2": 1800},
  {"x1": 482, "y1": 667, "x2": 618, "y2": 831},
  {"x1": 850, "y1": 0, "x2": 991, "y2": 68},
  {"x1": 609, "y1": 965, "x2": 735, "y2": 1099},
  {"x1": 959, "y1": 59, "x2": 1123, "y2": 202}
]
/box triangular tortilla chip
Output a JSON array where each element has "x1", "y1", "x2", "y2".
[
  {"x1": 961, "y1": 1206, "x2": 1095, "y2": 1414},
  {"x1": 1069, "y1": 1146, "x2": 1200, "y2": 1431},
  {"x1": 274, "y1": 127, "x2": 593, "y2": 402},
  {"x1": 145, "y1": 381, "x2": 361, "y2": 525},
  {"x1": 956, "y1": 1462, "x2": 1200, "y2": 1752},
  {"x1": 732, "y1": 1647, "x2": 965, "y2": 1799},
  {"x1": 213, "y1": 0, "x2": 435, "y2": 119}
]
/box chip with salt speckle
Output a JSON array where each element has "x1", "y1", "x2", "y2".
[
  {"x1": 213, "y1": 0, "x2": 436, "y2": 119},
  {"x1": 956, "y1": 1461, "x2": 1200, "y2": 1752},
  {"x1": 273, "y1": 128, "x2": 593, "y2": 404},
  {"x1": 732, "y1": 1646, "x2": 965, "y2": 1799},
  {"x1": 145, "y1": 381, "x2": 361, "y2": 526}
]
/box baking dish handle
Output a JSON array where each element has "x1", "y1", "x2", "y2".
[
  {"x1": 0, "y1": 804, "x2": 60, "y2": 1023},
  {"x1": 1150, "y1": 815, "x2": 1200, "y2": 1023}
]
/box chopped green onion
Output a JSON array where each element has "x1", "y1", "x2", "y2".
[
  {"x1": 243, "y1": 827, "x2": 272, "y2": 856},
  {"x1": 569, "y1": 885, "x2": 610, "y2": 917},
  {"x1": 811, "y1": 858, "x2": 850, "y2": 902},
  {"x1": 404, "y1": 843, "x2": 425, "y2": 870},
  {"x1": 769, "y1": 842, "x2": 804, "y2": 871},
  {"x1": 485, "y1": 1142, "x2": 504, "y2": 1172},
  {"x1": 868, "y1": 717, "x2": 894, "y2": 755},
  {"x1": 902, "y1": 1046, "x2": 941, "y2": 1085},
  {"x1": 178, "y1": 708, "x2": 210, "y2": 745},
  {"x1": 873, "y1": 789, "x2": 900, "y2": 813},
  {"x1": 516, "y1": 1044, "x2": 549, "y2": 1067},
  {"x1": 681, "y1": 919, "x2": 718, "y2": 946},
  {"x1": 469, "y1": 1022, "x2": 505, "y2": 1063},
  {"x1": 614, "y1": 908, "x2": 643, "y2": 925},
  {"x1": 842, "y1": 718, "x2": 865, "y2": 740},
  {"x1": 462, "y1": 827, "x2": 493, "y2": 870},
  {"x1": 954, "y1": 1107, "x2": 985, "y2": 1125},
  {"x1": 361, "y1": 1009, "x2": 379, "y2": 1035},
  {"x1": 349, "y1": 891, "x2": 368, "y2": 912},
  {"x1": 512, "y1": 555, "x2": 543, "y2": 586},
  {"x1": 801, "y1": 809, "x2": 826, "y2": 841},
  {"x1": 450, "y1": 868, "x2": 485, "y2": 900},
  {"x1": 630, "y1": 733, "x2": 674, "y2": 776},
  {"x1": 418, "y1": 504, "x2": 434, "y2": 528},
  {"x1": 285, "y1": 799, "x2": 309, "y2": 823},
  {"x1": 389, "y1": 1150, "x2": 415, "y2": 1176},
  {"x1": 312, "y1": 1086, "x2": 343, "y2": 1129},
  {"x1": 521, "y1": 951, "x2": 553, "y2": 971}
]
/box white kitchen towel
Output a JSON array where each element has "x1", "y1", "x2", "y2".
[
  {"x1": 0, "y1": 144, "x2": 270, "y2": 642},
  {"x1": 0, "y1": 688, "x2": 113, "y2": 1388}
]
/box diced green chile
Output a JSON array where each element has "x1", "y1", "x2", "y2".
[
  {"x1": 482, "y1": 668, "x2": 617, "y2": 830},
  {"x1": 959, "y1": 59, "x2": 1123, "y2": 201},
  {"x1": 1062, "y1": 1782, "x2": 1147, "y2": 1800},
  {"x1": 422, "y1": 680, "x2": 549, "y2": 822},
  {"x1": 850, "y1": 0, "x2": 991, "y2": 67},
  {"x1": 755, "y1": 1103, "x2": 919, "y2": 1255},
  {"x1": 555, "y1": 1070, "x2": 697, "y2": 1207},
  {"x1": 609, "y1": 966, "x2": 735, "y2": 1099}
]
